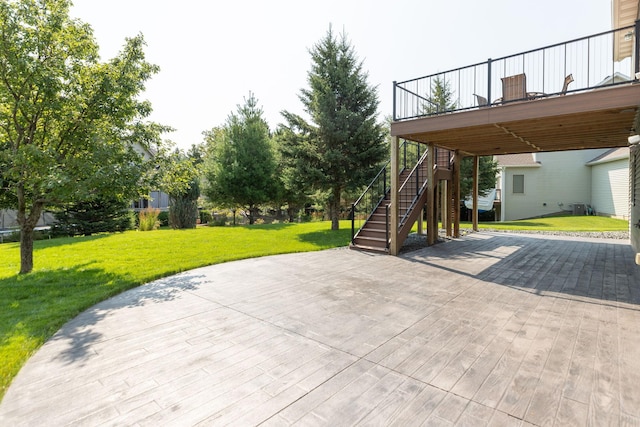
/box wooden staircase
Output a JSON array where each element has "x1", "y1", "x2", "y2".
[{"x1": 351, "y1": 162, "x2": 430, "y2": 252}]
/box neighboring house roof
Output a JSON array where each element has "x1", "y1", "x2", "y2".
[
  {"x1": 495, "y1": 153, "x2": 541, "y2": 167},
  {"x1": 585, "y1": 147, "x2": 630, "y2": 166},
  {"x1": 594, "y1": 71, "x2": 631, "y2": 87}
]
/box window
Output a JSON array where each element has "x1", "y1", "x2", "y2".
[{"x1": 513, "y1": 174, "x2": 524, "y2": 194}]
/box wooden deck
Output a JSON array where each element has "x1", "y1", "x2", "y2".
[
  {"x1": 1, "y1": 232, "x2": 640, "y2": 425},
  {"x1": 391, "y1": 84, "x2": 640, "y2": 156}
]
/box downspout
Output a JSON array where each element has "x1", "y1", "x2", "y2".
[
  {"x1": 472, "y1": 156, "x2": 479, "y2": 231},
  {"x1": 635, "y1": 19, "x2": 640, "y2": 77}
]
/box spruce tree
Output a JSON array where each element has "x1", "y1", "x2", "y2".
[
  {"x1": 281, "y1": 27, "x2": 387, "y2": 230},
  {"x1": 423, "y1": 76, "x2": 458, "y2": 114}
]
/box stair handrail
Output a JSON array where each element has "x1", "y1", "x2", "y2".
[
  {"x1": 350, "y1": 140, "x2": 422, "y2": 243},
  {"x1": 398, "y1": 149, "x2": 430, "y2": 228},
  {"x1": 352, "y1": 160, "x2": 389, "y2": 209}
]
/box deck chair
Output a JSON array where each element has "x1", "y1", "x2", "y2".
[
  {"x1": 561, "y1": 74, "x2": 574, "y2": 95},
  {"x1": 473, "y1": 94, "x2": 488, "y2": 107},
  {"x1": 501, "y1": 73, "x2": 527, "y2": 102}
]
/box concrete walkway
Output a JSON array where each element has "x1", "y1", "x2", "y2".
[{"x1": 1, "y1": 232, "x2": 640, "y2": 426}]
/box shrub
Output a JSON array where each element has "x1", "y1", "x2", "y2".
[
  {"x1": 138, "y1": 208, "x2": 160, "y2": 231},
  {"x1": 169, "y1": 196, "x2": 198, "y2": 229},
  {"x1": 210, "y1": 214, "x2": 227, "y2": 227},
  {"x1": 1, "y1": 230, "x2": 51, "y2": 244},
  {"x1": 169, "y1": 179, "x2": 200, "y2": 229},
  {"x1": 0, "y1": 231, "x2": 20, "y2": 244},
  {"x1": 52, "y1": 197, "x2": 135, "y2": 236},
  {"x1": 157, "y1": 211, "x2": 169, "y2": 227},
  {"x1": 199, "y1": 210, "x2": 213, "y2": 224}
]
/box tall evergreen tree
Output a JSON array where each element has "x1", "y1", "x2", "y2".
[
  {"x1": 273, "y1": 121, "x2": 313, "y2": 222},
  {"x1": 204, "y1": 93, "x2": 277, "y2": 224},
  {"x1": 280, "y1": 27, "x2": 387, "y2": 230},
  {"x1": 423, "y1": 76, "x2": 458, "y2": 114}
]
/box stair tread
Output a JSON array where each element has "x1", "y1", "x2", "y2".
[
  {"x1": 350, "y1": 243, "x2": 388, "y2": 253},
  {"x1": 354, "y1": 235, "x2": 388, "y2": 243}
]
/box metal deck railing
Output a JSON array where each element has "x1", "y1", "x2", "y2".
[
  {"x1": 350, "y1": 140, "x2": 425, "y2": 244},
  {"x1": 394, "y1": 23, "x2": 640, "y2": 121}
]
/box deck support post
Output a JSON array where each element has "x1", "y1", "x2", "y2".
[
  {"x1": 453, "y1": 150, "x2": 461, "y2": 238},
  {"x1": 390, "y1": 136, "x2": 400, "y2": 255},
  {"x1": 472, "y1": 155, "x2": 479, "y2": 232},
  {"x1": 441, "y1": 180, "x2": 448, "y2": 236},
  {"x1": 427, "y1": 144, "x2": 437, "y2": 246},
  {"x1": 445, "y1": 179, "x2": 453, "y2": 237}
]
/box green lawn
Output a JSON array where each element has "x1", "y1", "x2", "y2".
[
  {"x1": 0, "y1": 221, "x2": 351, "y2": 401},
  {"x1": 464, "y1": 215, "x2": 629, "y2": 232},
  {"x1": 0, "y1": 215, "x2": 629, "y2": 401}
]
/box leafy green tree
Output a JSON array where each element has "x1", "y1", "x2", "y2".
[
  {"x1": 280, "y1": 27, "x2": 387, "y2": 230},
  {"x1": 203, "y1": 93, "x2": 277, "y2": 224},
  {"x1": 0, "y1": 0, "x2": 164, "y2": 273}
]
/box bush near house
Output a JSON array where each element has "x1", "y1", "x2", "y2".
[{"x1": 138, "y1": 208, "x2": 160, "y2": 231}]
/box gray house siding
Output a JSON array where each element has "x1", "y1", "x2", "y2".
[
  {"x1": 631, "y1": 144, "x2": 640, "y2": 261},
  {"x1": 590, "y1": 158, "x2": 630, "y2": 219},
  {"x1": 498, "y1": 149, "x2": 608, "y2": 221}
]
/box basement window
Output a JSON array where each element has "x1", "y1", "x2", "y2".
[{"x1": 513, "y1": 175, "x2": 525, "y2": 194}]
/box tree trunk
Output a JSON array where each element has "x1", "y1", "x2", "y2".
[
  {"x1": 19, "y1": 225, "x2": 34, "y2": 274},
  {"x1": 329, "y1": 186, "x2": 341, "y2": 230},
  {"x1": 248, "y1": 206, "x2": 255, "y2": 225},
  {"x1": 16, "y1": 185, "x2": 44, "y2": 274}
]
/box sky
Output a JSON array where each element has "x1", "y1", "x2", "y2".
[{"x1": 70, "y1": 0, "x2": 613, "y2": 151}]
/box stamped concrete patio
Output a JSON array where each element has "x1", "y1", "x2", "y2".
[{"x1": 1, "y1": 232, "x2": 639, "y2": 426}]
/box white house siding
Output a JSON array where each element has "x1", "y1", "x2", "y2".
[
  {"x1": 631, "y1": 144, "x2": 640, "y2": 259},
  {"x1": 590, "y1": 159, "x2": 629, "y2": 219},
  {"x1": 501, "y1": 167, "x2": 540, "y2": 221},
  {"x1": 501, "y1": 149, "x2": 607, "y2": 221}
]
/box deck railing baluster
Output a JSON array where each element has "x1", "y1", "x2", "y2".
[{"x1": 393, "y1": 25, "x2": 635, "y2": 120}]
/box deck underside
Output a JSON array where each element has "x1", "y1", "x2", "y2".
[{"x1": 391, "y1": 84, "x2": 640, "y2": 156}]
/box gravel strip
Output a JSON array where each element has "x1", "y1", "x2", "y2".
[{"x1": 400, "y1": 228, "x2": 630, "y2": 253}]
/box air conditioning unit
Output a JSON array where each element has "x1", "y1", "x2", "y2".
[{"x1": 573, "y1": 203, "x2": 586, "y2": 215}]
